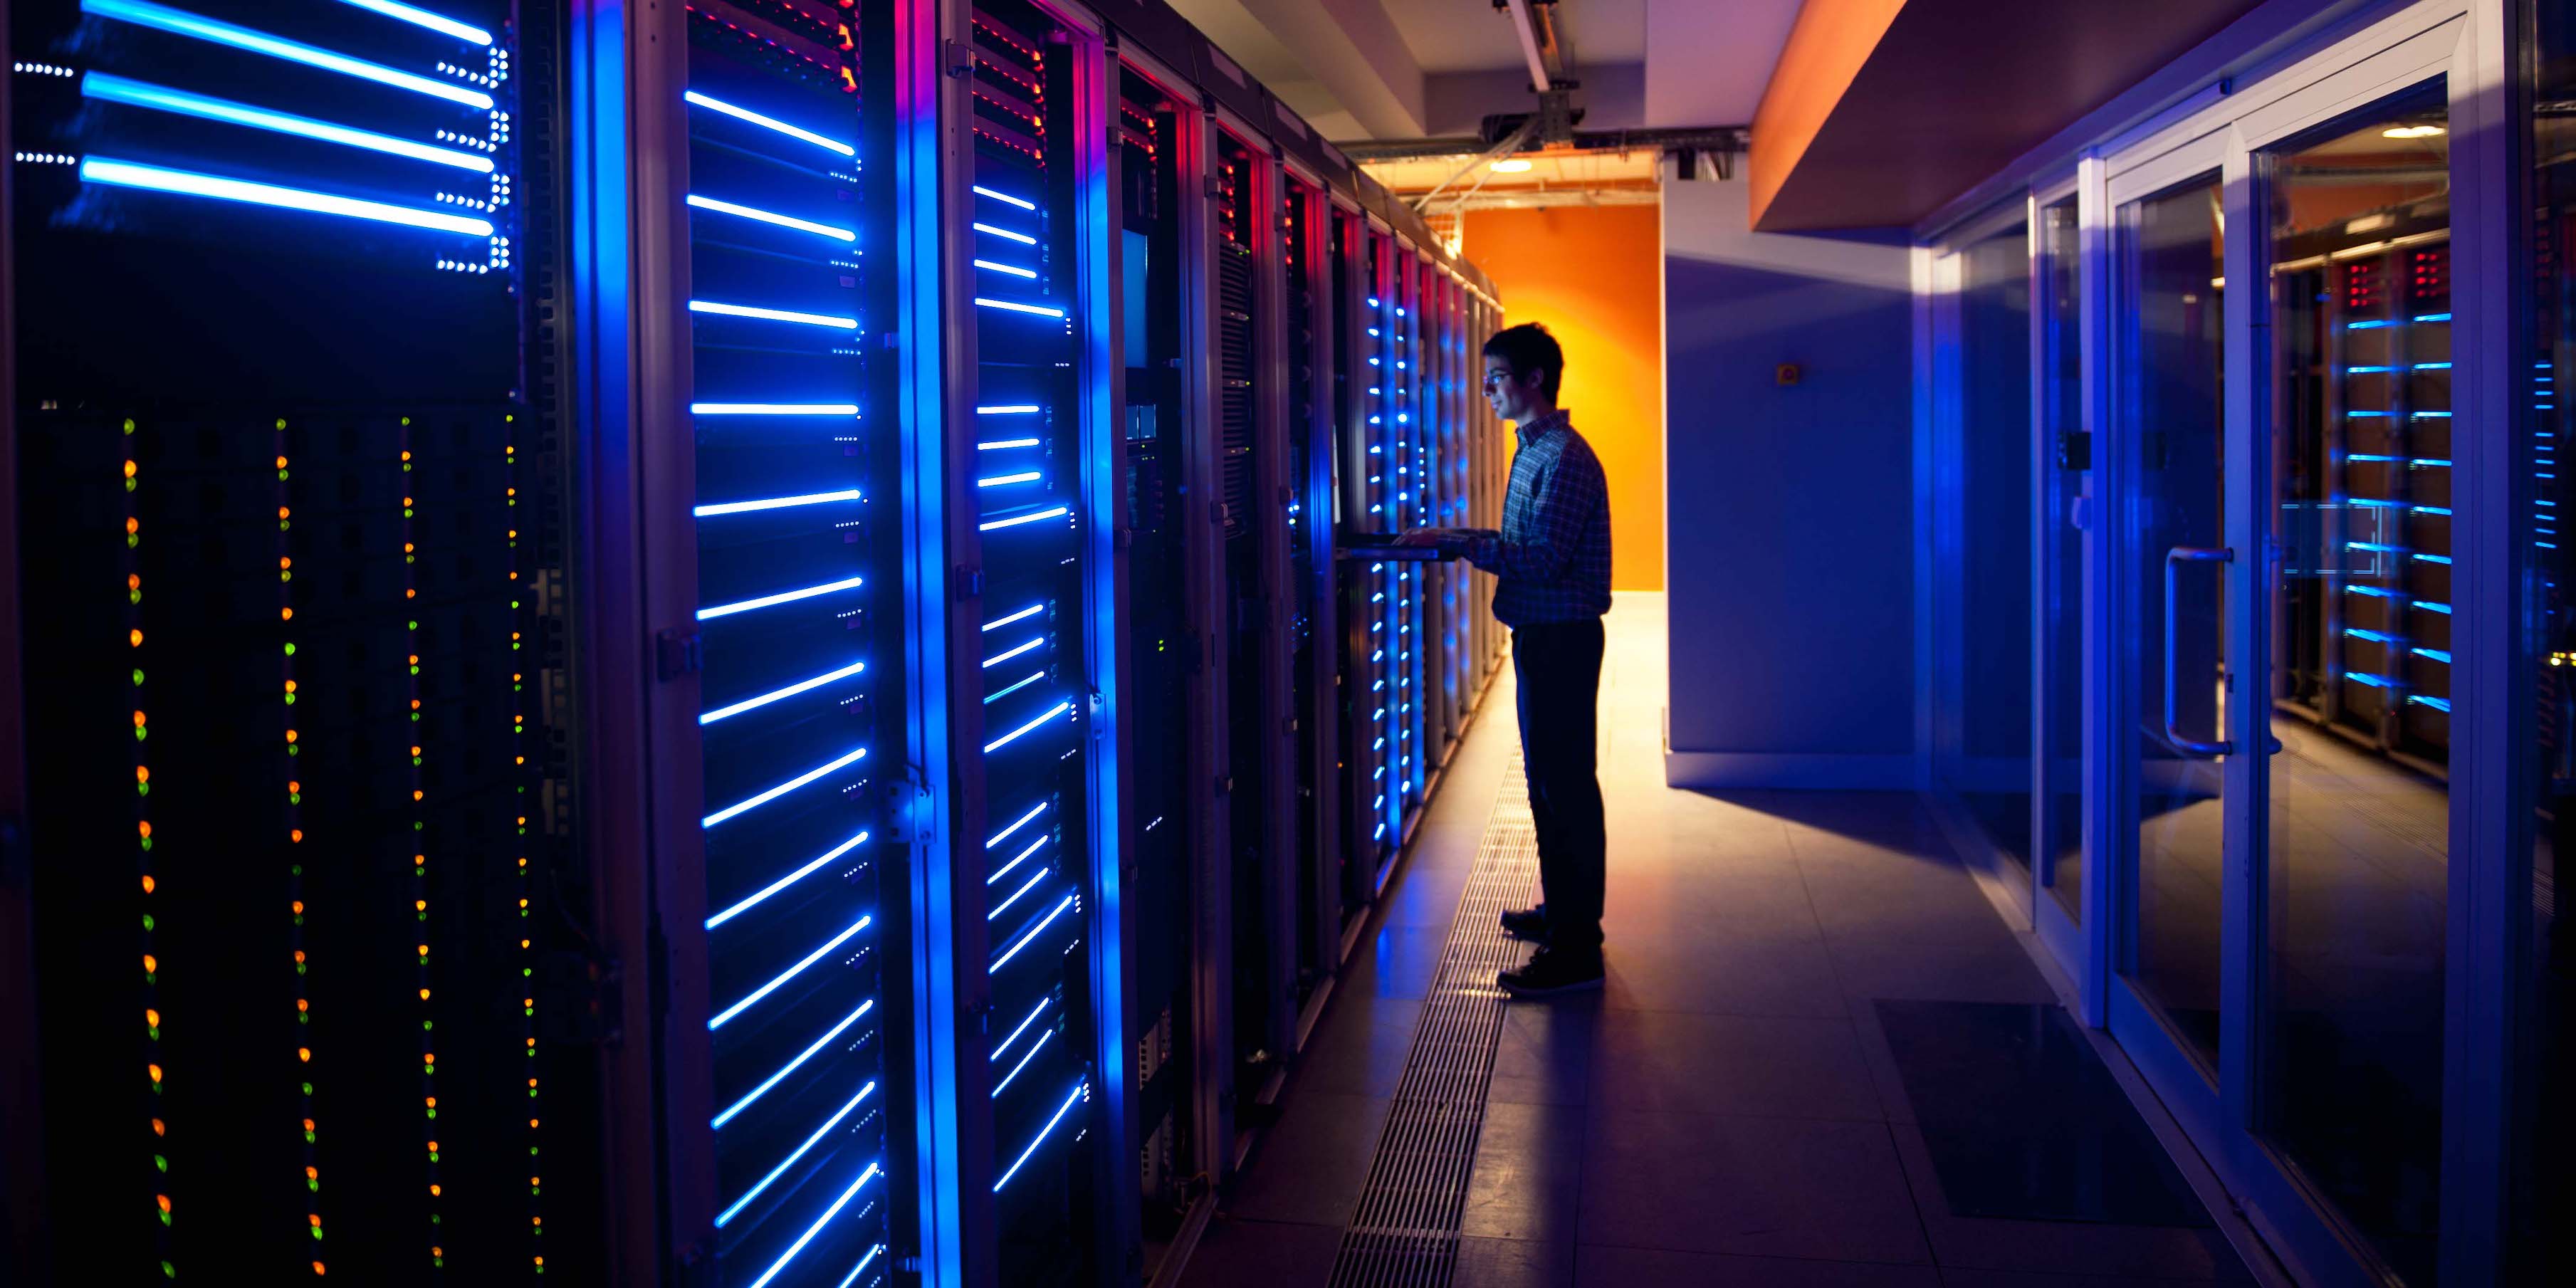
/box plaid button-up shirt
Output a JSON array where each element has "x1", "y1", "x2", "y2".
[{"x1": 1460, "y1": 409, "x2": 1613, "y2": 627}]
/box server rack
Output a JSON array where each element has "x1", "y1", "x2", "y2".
[
  {"x1": 1282, "y1": 166, "x2": 1339, "y2": 1026},
  {"x1": 2275, "y1": 214, "x2": 2456, "y2": 770},
  {"x1": 6, "y1": 1, "x2": 595, "y2": 1282}
]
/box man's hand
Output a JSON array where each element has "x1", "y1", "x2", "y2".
[{"x1": 1394, "y1": 527, "x2": 1455, "y2": 550}]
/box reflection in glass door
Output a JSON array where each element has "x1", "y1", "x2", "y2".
[
  {"x1": 2119, "y1": 173, "x2": 2229, "y2": 1074},
  {"x1": 2258, "y1": 87, "x2": 2451, "y2": 1285},
  {"x1": 2039, "y1": 199, "x2": 2086, "y2": 926}
]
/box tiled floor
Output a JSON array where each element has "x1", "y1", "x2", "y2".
[{"x1": 1178, "y1": 595, "x2": 2256, "y2": 1288}]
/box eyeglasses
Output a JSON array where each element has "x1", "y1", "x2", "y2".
[{"x1": 1480, "y1": 372, "x2": 1510, "y2": 389}]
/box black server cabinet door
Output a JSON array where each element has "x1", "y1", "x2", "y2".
[
  {"x1": 674, "y1": 4, "x2": 903, "y2": 1287},
  {"x1": 958, "y1": 3, "x2": 1101, "y2": 1283},
  {"x1": 7, "y1": 1, "x2": 590, "y2": 1283}
]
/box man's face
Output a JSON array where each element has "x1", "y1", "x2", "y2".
[{"x1": 1483, "y1": 357, "x2": 1541, "y2": 423}]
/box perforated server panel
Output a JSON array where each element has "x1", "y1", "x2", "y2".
[
  {"x1": 671, "y1": 3, "x2": 904, "y2": 1285},
  {"x1": 7, "y1": 1, "x2": 593, "y2": 1282}
]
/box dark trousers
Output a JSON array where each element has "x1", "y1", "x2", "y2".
[{"x1": 1512, "y1": 619, "x2": 1606, "y2": 956}]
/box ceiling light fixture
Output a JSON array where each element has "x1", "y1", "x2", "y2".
[
  {"x1": 1490, "y1": 158, "x2": 1533, "y2": 172},
  {"x1": 2382, "y1": 124, "x2": 2446, "y2": 139}
]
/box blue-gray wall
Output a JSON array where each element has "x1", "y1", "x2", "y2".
[{"x1": 1661, "y1": 178, "x2": 1919, "y2": 787}]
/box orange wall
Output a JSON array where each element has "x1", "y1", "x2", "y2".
[{"x1": 1461, "y1": 204, "x2": 1666, "y2": 591}]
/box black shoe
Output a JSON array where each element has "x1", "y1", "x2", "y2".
[
  {"x1": 1498, "y1": 948, "x2": 1603, "y2": 998},
  {"x1": 1499, "y1": 905, "x2": 1549, "y2": 944}
]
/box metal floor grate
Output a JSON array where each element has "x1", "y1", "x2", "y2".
[{"x1": 1328, "y1": 755, "x2": 1539, "y2": 1288}]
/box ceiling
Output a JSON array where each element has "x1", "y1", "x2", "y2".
[{"x1": 1166, "y1": 0, "x2": 1796, "y2": 142}]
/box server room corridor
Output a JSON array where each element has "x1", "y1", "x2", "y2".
[{"x1": 1177, "y1": 595, "x2": 2263, "y2": 1288}]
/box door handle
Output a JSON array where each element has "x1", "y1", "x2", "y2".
[{"x1": 2164, "y1": 545, "x2": 2234, "y2": 758}]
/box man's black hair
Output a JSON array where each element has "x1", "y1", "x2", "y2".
[{"x1": 1482, "y1": 322, "x2": 1564, "y2": 402}]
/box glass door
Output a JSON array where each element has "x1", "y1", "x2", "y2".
[
  {"x1": 2111, "y1": 169, "x2": 2232, "y2": 1082},
  {"x1": 2036, "y1": 195, "x2": 2089, "y2": 968}
]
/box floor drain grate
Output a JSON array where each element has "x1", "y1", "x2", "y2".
[{"x1": 1328, "y1": 755, "x2": 1539, "y2": 1288}]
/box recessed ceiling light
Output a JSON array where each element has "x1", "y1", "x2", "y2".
[
  {"x1": 2382, "y1": 124, "x2": 2446, "y2": 139},
  {"x1": 1490, "y1": 158, "x2": 1533, "y2": 172}
]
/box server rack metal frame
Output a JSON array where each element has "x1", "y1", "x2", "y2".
[{"x1": 1282, "y1": 162, "x2": 1344, "y2": 1042}]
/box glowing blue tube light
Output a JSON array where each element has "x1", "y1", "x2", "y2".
[
  {"x1": 991, "y1": 1029, "x2": 1053, "y2": 1097},
  {"x1": 2348, "y1": 319, "x2": 2398, "y2": 330},
  {"x1": 702, "y1": 660, "x2": 866, "y2": 724},
  {"x1": 985, "y1": 637, "x2": 1044, "y2": 669},
  {"x1": 985, "y1": 700, "x2": 1073, "y2": 753},
  {"x1": 691, "y1": 403, "x2": 859, "y2": 416},
  {"x1": 993, "y1": 1082, "x2": 1087, "y2": 1190},
  {"x1": 81, "y1": 75, "x2": 493, "y2": 172},
  {"x1": 336, "y1": 0, "x2": 490, "y2": 42},
  {"x1": 973, "y1": 184, "x2": 1037, "y2": 210},
  {"x1": 694, "y1": 490, "x2": 862, "y2": 518},
  {"x1": 975, "y1": 258, "x2": 1038, "y2": 278},
  {"x1": 2417, "y1": 313, "x2": 2452, "y2": 323},
  {"x1": 82, "y1": 0, "x2": 495, "y2": 108},
  {"x1": 2345, "y1": 627, "x2": 2403, "y2": 644},
  {"x1": 992, "y1": 997, "x2": 1051, "y2": 1059},
  {"x1": 2414, "y1": 553, "x2": 2454, "y2": 565},
  {"x1": 989, "y1": 802, "x2": 1047, "y2": 849},
  {"x1": 698, "y1": 575, "x2": 864, "y2": 620},
  {"x1": 706, "y1": 831, "x2": 870, "y2": 929},
  {"x1": 985, "y1": 671, "x2": 1044, "y2": 704},
  {"x1": 684, "y1": 90, "x2": 854, "y2": 157},
  {"x1": 688, "y1": 194, "x2": 857, "y2": 241},
  {"x1": 976, "y1": 297, "x2": 1066, "y2": 318},
  {"x1": 703, "y1": 746, "x2": 869, "y2": 828},
  {"x1": 2414, "y1": 646, "x2": 2453, "y2": 664},
  {"x1": 748, "y1": 1163, "x2": 882, "y2": 1288},
  {"x1": 973, "y1": 221, "x2": 1037, "y2": 245},
  {"x1": 713, "y1": 1000, "x2": 875, "y2": 1128},
  {"x1": 978, "y1": 404, "x2": 1040, "y2": 414},
  {"x1": 80, "y1": 157, "x2": 493, "y2": 236},
  {"x1": 716, "y1": 1081, "x2": 876, "y2": 1227},
  {"x1": 983, "y1": 604, "x2": 1044, "y2": 632},
  {"x1": 2346, "y1": 541, "x2": 2407, "y2": 555},
  {"x1": 989, "y1": 835, "x2": 1047, "y2": 888},
  {"x1": 2418, "y1": 601, "x2": 2454, "y2": 614},
  {"x1": 711, "y1": 916, "x2": 872, "y2": 1029},
  {"x1": 978, "y1": 471, "x2": 1042, "y2": 487},
  {"x1": 989, "y1": 868, "x2": 1049, "y2": 921},
  {"x1": 690, "y1": 300, "x2": 859, "y2": 329},
  {"x1": 980, "y1": 506, "x2": 1069, "y2": 532},
  {"x1": 2409, "y1": 694, "x2": 2454, "y2": 712},
  {"x1": 837, "y1": 1247, "x2": 885, "y2": 1288},
  {"x1": 993, "y1": 896, "x2": 1075, "y2": 970}
]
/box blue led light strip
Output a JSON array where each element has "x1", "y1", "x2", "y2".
[
  {"x1": 837, "y1": 1247, "x2": 886, "y2": 1288},
  {"x1": 706, "y1": 832, "x2": 870, "y2": 929},
  {"x1": 980, "y1": 506, "x2": 1069, "y2": 532},
  {"x1": 715, "y1": 1082, "x2": 877, "y2": 1227},
  {"x1": 983, "y1": 637, "x2": 1044, "y2": 669},
  {"x1": 976, "y1": 298, "x2": 1067, "y2": 318},
  {"x1": 692, "y1": 403, "x2": 859, "y2": 416},
  {"x1": 978, "y1": 471, "x2": 1042, "y2": 487},
  {"x1": 336, "y1": 0, "x2": 491, "y2": 42},
  {"x1": 713, "y1": 1001, "x2": 876, "y2": 1128},
  {"x1": 2409, "y1": 694, "x2": 2454, "y2": 712},
  {"x1": 979, "y1": 438, "x2": 1041, "y2": 451},
  {"x1": 684, "y1": 90, "x2": 854, "y2": 157},
  {"x1": 80, "y1": 157, "x2": 494, "y2": 236},
  {"x1": 702, "y1": 660, "x2": 867, "y2": 724},
  {"x1": 703, "y1": 747, "x2": 869, "y2": 828},
  {"x1": 988, "y1": 801, "x2": 1047, "y2": 849},
  {"x1": 748, "y1": 1162, "x2": 882, "y2": 1288},
  {"x1": 984, "y1": 671, "x2": 1045, "y2": 704},
  {"x1": 689, "y1": 300, "x2": 859, "y2": 329},
  {"x1": 975, "y1": 258, "x2": 1038, "y2": 278},
  {"x1": 710, "y1": 916, "x2": 873, "y2": 1029},
  {"x1": 698, "y1": 575, "x2": 864, "y2": 620},
  {"x1": 993, "y1": 1082, "x2": 1087, "y2": 1190},
  {"x1": 988, "y1": 869, "x2": 1050, "y2": 921},
  {"x1": 983, "y1": 604, "x2": 1044, "y2": 632},
  {"x1": 694, "y1": 490, "x2": 862, "y2": 518},
  {"x1": 972, "y1": 185, "x2": 1037, "y2": 210},
  {"x1": 688, "y1": 194, "x2": 857, "y2": 242},
  {"x1": 80, "y1": 74, "x2": 494, "y2": 172},
  {"x1": 977, "y1": 404, "x2": 1041, "y2": 414},
  {"x1": 972, "y1": 221, "x2": 1037, "y2": 245},
  {"x1": 988, "y1": 835, "x2": 1048, "y2": 888},
  {"x1": 81, "y1": 0, "x2": 494, "y2": 109},
  {"x1": 990, "y1": 997, "x2": 1050, "y2": 1059},
  {"x1": 990, "y1": 1029, "x2": 1053, "y2": 1097},
  {"x1": 985, "y1": 701, "x2": 1073, "y2": 753},
  {"x1": 993, "y1": 896, "x2": 1076, "y2": 970}
]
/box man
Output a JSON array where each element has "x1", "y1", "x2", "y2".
[{"x1": 1399, "y1": 323, "x2": 1612, "y2": 997}]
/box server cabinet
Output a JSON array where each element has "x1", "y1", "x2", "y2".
[
  {"x1": 1282, "y1": 167, "x2": 1340, "y2": 1023},
  {"x1": 7, "y1": 1, "x2": 597, "y2": 1282}
]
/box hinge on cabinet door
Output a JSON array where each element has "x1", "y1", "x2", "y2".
[
  {"x1": 1086, "y1": 688, "x2": 1107, "y2": 734},
  {"x1": 1205, "y1": 176, "x2": 1226, "y2": 199},
  {"x1": 655, "y1": 629, "x2": 702, "y2": 681},
  {"x1": 886, "y1": 770, "x2": 936, "y2": 846},
  {"x1": 943, "y1": 38, "x2": 976, "y2": 78},
  {"x1": 953, "y1": 564, "x2": 983, "y2": 601},
  {"x1": 1211, "y1": 501, "x2": 1228, "y2": 526},
  {"x1": 1214, "y1": 775, "x2": 1233, "y2": 797}
]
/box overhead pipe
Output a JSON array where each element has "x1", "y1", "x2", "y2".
[
  {"x1": 1337, "y1": 125, "x2": 1749, "y2": 162},
  {"x1": 1503, "y1": 0, "x2": 1551, "y2": 95}
]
